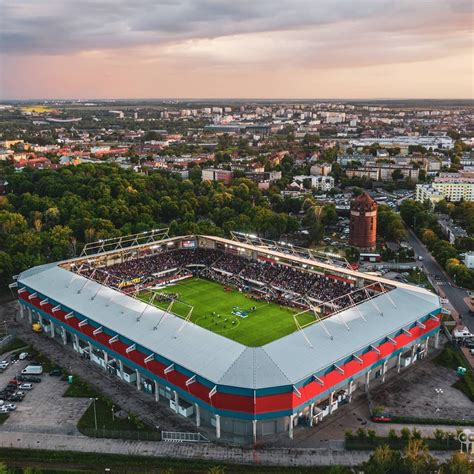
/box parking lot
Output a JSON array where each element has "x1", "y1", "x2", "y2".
[
  {"x1": 371, "y1": 359, "x2": 473, "y2": 421},
  {"x1": 0, "y1": 356, "x2": 90, "y2": 435}
]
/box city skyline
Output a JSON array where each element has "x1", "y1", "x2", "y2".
[{"x1": 1, "y1": 0, "x2": 473, "y2": 100}]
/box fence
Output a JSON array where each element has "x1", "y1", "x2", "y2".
[
  {"x1": 161, "y1": 431, "x2": 210, "y2": 443},
  {"x1": 81, "y1": 428, "x2": 161, "y2": 441}
]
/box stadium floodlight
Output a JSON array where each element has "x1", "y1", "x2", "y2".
[
  {"x1": 78, "y1": 319, "x2": 88, "y2": 327},
  {"x1": 18, "y1": 287, "x2": 27, "y2": 294},
  {"x1": 402, "y1": 328, "x2": 412, "y2": 337},
  {"x1": 185, "y1": 375, "x2": 196, "y2": 386},
  {"x1": 40, "y1": 298, "x2": 49, "y2": 306},
  {"x1": 387, "y1": 336, "x2": 397, "y2": 345},
  {"x1": 109, "y1": 335, "x2": 118, "y2": 344},
  {"x1": 28, "y1": 292, "x2": 37, "y2": 300},
  {"x1": 144, "y1": 353, "x2": 155, "y2": 364},
  {"x1": 313, "y1": 375, "x2": 324, "y2": 386},
  {"x1": 125, "y1": 344, "x2": 136, "y2": 353},
  {"x1": 52, "y1": 305, "x2": 61, "y2": 312},
  {"x1": 333, "y1": 364, "x2": 344, "y2": 375},
  {"x1": 293, "y1": 386, "x2": 302, "y2": 398},
  {"x1": 416, "y1": 321, "x2": 426, "y2": 329},
  {"x1": 92, "y1": 326, "x2": 103, "y2": 336},
  {"x1": 370, "y1": 344, "x2": 381, "y2": 355},
  {"x1": 430, "y1": 314, "x2": 440, "y2": 322},
  {"x1": 8, "y1": 282, "x2": 17, "y2": 289},
  {"x1": 208, "y1": 386, "x2": 217, "y2": 398},
  {"x1": 65, "y1": 311, "x2": 74, "y2": 320},
  {"x1": 353, "y1": 354, "x2": 363, "y2": 364},
  {"x1": 164, "y1": 363, "x2": 174, "y2": 375}
]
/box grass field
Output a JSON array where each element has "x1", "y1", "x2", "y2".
[
  {"x1": 20, "y1": 105, "x2": 54, "y2": 113},
  {"x1": 139, "y1": 278, "x2": 315, "y2": 346}
]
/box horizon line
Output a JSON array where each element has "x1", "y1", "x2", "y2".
[{"x1": 1, "y1": 97, "x2": 473, "y2": 103}]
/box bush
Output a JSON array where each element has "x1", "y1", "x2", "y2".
[
  {"x1": 367, "y1": 429, "x2": 377, "y2": 442},
  {"x1": 401, "y1": 427, "x2": 410, "y2": 440},
  {"x1": 388, "y1": 429, "x2": 398, "y2": 440},
  {"x1": 344, "y1": 430, "x2": 354, "y2": 440},
  {"x1": 434, "y1": 428, "x2": 445, "y2": 441}
]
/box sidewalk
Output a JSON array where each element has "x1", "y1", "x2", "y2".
[{"x1": 0, "y1": 431, "x2": 454, "y2": 467}]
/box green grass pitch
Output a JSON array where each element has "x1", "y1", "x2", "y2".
[{"x1": 139, "y1": 277, "x2": 315, "y2": 346}]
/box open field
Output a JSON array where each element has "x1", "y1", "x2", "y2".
[
  {"x1": 140, "y1": 278, "x2": 315, "y2": 346},
  {"x1": 20, "y1": 105, "x2": 54, "y2": 113}
]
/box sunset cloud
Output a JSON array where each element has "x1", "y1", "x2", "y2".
[{"x1": 0, "y1": 0, "x2": 472, "y2": 99}]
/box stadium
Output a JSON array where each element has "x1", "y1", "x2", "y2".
[{"x1": 14, "y1": 230, "x2": 442, "y2": 443}]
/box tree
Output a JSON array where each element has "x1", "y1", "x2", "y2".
[
  {"x1": 402, "y1": 439, "x2": 438, "y2": 474},
  {"x1": 0, "y1": 251, "x2": 13, "y2": 288},
  {"x1": 322, "y1": 204, "x2": 338, "y2": 226},
  {"x1": 440, "y1": 452, "x2": 472, "y2": 474},
  {"x1": 303, "y1": 206, "x2": 324, "y2": 244},
  {"x1": 392, "y1": 169, "x2": 404, "y2": 181},
  {"x1": 421, "y1": 229, "x2": 438, "y2": 249},
  {"x1": 363, "y1": 445, "x2": 402, "y2": 474},
  {"x1": 377, "y1": 205, "x2": 406, "y2": 242}
]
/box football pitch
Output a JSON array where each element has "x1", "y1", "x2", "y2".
[{"x1": 139, "y1": 277, "x2": 315, "y2": 346}]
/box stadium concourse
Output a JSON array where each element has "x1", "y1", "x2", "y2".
[{"x1": 14, "y1": 233, "x2": 442, "y2": 444}]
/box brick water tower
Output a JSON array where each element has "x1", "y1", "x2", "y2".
[{"x1": 349, "y1": 192, "x2": 377, "y2": 251}]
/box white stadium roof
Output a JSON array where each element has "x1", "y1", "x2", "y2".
[{"x1": 18, "y1": 262, "x2": 440, "y2": 389}]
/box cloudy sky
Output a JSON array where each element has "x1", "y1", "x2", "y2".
[{"x1": 0, "y1": 0, "x2": 472, "y2": 99}]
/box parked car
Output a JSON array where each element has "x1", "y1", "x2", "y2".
[
  {"x1": 49, "y1": 368, "x2": 62, "y2": 376},
  {"x1": 9, "y1": 394, "x2": 24, "y2": 402},
  {"x1": 18, "y1": 383, "x2": 33, "y2": 390},
  {"x1": 17, "y1": 375, "x2": 41, "y2": 383},
  {"x1": 4, "y1": 404, "x2": 16, "y2": 411},
  {"x1": 0, "y1": 406, "x2": 9, "y2": 414},
  {"x1": 470, "y1": 348, "x2": 474, "y2": 356}
]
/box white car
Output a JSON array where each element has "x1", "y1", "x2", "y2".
[
  {"x1": 4, "y1": 404, "x2": 16, "y2": 411},
  {"x1": 454, "y1": 327, "x2": 474, "y2": 339},
  {"x1": 0, "y1": 406, "x2": 9, "y2": 414},
  {"x1": 18, "y1": 383, "x2": 33, "y2": 390}
]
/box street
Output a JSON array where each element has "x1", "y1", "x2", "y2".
[{"x1": 405, "y1": 227, "x2": 473, "y2": 333}]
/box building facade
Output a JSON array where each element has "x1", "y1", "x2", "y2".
[{"x1": 349, "y1": 193, "x2": 378, "y2": 250}]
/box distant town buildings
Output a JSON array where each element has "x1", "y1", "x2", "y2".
[
  {"x1": 346, "y1": 163, "x2": 419, "y2": 182},
  {"x1": 350, "y1": 136, "x2": 454, "y2": 153},
  {"x1": 416, "y1": 173, "x2": 474, "y2": 204},
  {"x1": 310, "y1": 163, "x2": 332, "y2": 176},
  {"x1": 202, "y1": 168, "x2": 233, "y2": 184},
  {"x1": 291, "y1": 175, "x2": 335, "y2": 192},
  {"x1": 437, "y1": 215, "x2": 468, "y2": 244}
]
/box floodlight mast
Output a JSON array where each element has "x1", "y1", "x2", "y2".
[{"x1": 79, "y1": 228, "x2": 170, "y2": 257}]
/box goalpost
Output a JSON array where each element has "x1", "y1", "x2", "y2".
[{"x1": 139, "y1": 288, "x2": 195, "y2": 333}]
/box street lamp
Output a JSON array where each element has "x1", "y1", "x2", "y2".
[
  {"x1": 89, "y1": 397, "x2": 98, "y2": 430},
  {"x1": 2, "y1": 320, "x2": 7, "y2": 337},
  {"x1": 435, "y1": 388, "x2": 443, "y2": 412},
  {"x1": 111, "y1": 404, "x2": 115, "y2": 422}
]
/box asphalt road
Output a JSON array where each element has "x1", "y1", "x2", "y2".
[{"x1": 405, "y1": 227, "x2": 474, "y2": 333}]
